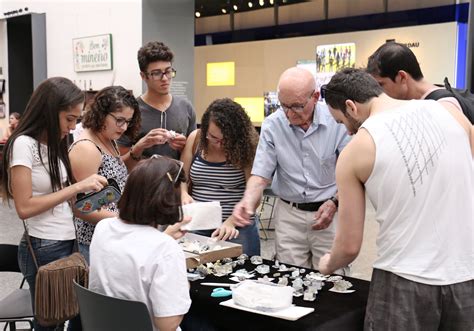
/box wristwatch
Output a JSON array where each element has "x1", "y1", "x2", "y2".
[{"x1": 329, "y1": 196, "x2": 339, "y2": 208}]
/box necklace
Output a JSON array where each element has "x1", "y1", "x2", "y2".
[{"x1": 94, "y1": 132, "x2": 119, "y2": 158}]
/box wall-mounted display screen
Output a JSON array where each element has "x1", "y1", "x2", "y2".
[
  {"x1": 234, "y1": 97, "x2": 264, "y2": 123},
  {"x1": 207, "y1": 62, "x2": 235, "y2": 86}
]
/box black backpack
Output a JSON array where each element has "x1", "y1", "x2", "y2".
[{"x1": 425, "y1": 77, "x2": 474, "y2": 124}]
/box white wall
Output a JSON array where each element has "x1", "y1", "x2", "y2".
[{"x1": 0, "y1": 0, "x2": 142, "y2": 130}]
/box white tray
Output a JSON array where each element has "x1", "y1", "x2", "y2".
[{"x1": 219, "y1": 299, "x2": 314, "y2": 321}]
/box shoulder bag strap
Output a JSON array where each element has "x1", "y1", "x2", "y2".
[
  {"x1": 22, "y1": 220, "x2": 40, "y2": 270},
  {"x1": 22, "y1": 212, "x2": 80, "y2": 272}
]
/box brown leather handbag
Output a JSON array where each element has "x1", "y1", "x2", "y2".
[{"x1": 23, "y1": 221, "x2": 88, "y2": 327}]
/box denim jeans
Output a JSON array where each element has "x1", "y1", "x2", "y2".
[
  {"x1": 193, "y1": 216, "x2": 261, "y2": 256},
  {"x1": 18, "y1": 234, "x2": 82, "y2": 331},
  {"x1": 78, "y1": 243, "x2": 90, "y2": 265}
]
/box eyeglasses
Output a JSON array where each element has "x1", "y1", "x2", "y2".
[
  {"x1": 144, "y1": 68, "x2": 177, "y2": 81},
  {"x1": 320, "y1": 84, "x2": 348, "y2": 100},
  {"x1": 108, "y1": 113, "x2": 133, "y2": 128},
  {"x1": 206, "y1": 133, "x2": 224, "y2": 144},
  {"x1": 278, "y1": 90, "x2": 315, "y2": 113},
  {"x1": 150, "y1": 154, "x2": 184, "y2": 184}
]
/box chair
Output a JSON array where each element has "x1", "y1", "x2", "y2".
[
  {"x1": 0, "y1": 244, "x2": 34, "y2": 331},
  {"x1": 257, "y1": 188, "x2": 277, "y2": 240},
  {"x1": 73, "y1": 282, "x2": 153, "y2": 331}
]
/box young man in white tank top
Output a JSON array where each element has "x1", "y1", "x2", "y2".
[{"x1": 318, "y1": 68, "x2": 473, "y2": 330}]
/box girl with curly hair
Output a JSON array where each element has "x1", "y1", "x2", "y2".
[
  {"x1": 181, "y1": 98, "x2": 260, "y2": 255},
  {"x1": 68, "y1": 86, "x2": 143, "y2": 262}
]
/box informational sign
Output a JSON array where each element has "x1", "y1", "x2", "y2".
[{"x1": 73, "y1": 34, "x2": 113, "y2": 72}]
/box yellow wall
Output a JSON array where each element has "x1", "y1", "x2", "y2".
[{"x1": 194, "y1": 22, "x2": 458, "y2": 124}]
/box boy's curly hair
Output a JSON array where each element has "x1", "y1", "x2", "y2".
[{"x1": 137, "y1": 41, "x2": 174, "y2": 72}]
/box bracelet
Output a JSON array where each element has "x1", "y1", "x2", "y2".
[
  {"x1": 329, "y1": 196, "x2": 339, "y2": 209},
  {"x1": 129, "y1": 145, "x2": 141, "y2": 161}
]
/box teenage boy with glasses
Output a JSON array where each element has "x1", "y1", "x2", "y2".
[{"x1": 118, "y1": 41, "x2": 196, "y2": 161}]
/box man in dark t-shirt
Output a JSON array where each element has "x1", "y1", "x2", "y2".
[{"x1": 118, "y1": 41, "x2": 196, "y2": 160}]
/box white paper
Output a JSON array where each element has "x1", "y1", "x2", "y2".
[
  {"x1": 220, "y1": 299, "x2": 314, "y2": 321},
  {"x1": 181, "y1": 201, "x2": 222, "y2": 231}
]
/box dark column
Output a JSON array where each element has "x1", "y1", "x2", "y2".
[
  {"x1": 142, "y1": 0, "x2": 195, "y2": 103},
  {"x1": 7, "y1": 13, "x2": 46, "y2": 115}
]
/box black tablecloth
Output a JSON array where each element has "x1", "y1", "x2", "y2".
[{"x1": 182, "y1": 259, "x2": 370, "y2": 331}]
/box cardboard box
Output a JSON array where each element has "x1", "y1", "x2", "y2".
[{"x1": 180, "y1": 233, "x2": 243, "y2": 269}]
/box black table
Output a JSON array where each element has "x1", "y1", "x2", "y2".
[{"x1": 182, "y1": 259, "x2": 370, "y2": 331}]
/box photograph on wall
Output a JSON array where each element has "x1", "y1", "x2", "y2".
[
  {"x1": 315, "y1": 43, "x2": 356, "y2": 87},
  {"x1": 264, "y1": 91, "x2": 279, "y2": 118},
  {"x1": 73, "y1": 34, "x2": 113, "y2": 72}
]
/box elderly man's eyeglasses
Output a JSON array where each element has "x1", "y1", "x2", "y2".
[
  {"x1": 108, "y1": 113, "x2": 133, "y2": 128},
  {"x1": 144, "y1": 68, "x2": 177, "y2": 81},
  {"x1": 150, "y1": 154, "x2": 184, "y2": 183},
  {"x1": 279, "y1": 90, "x2": 315, "y2": 113}
]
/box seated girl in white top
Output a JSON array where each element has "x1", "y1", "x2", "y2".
[{"x1": 89, "y1": 156, "x2": 191, "y2": 331}]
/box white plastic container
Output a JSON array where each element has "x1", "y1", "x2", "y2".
[{"x1": 232, "y1": 280, "x2": 294, "y2": 312}]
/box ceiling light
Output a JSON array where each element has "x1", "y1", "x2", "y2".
[
  {"x1": 222, "y1": 8, "x2": 227, "y2": 13},
  {"x1": 248, "y1": 1, "x2": 253, "y2": 8},
  {"x1": 195, "y1": 11, "x2": 201, "y2": 17},
  {"x1": 269, "y1": 0, "x2": 274, "y2": 4},
  {"x1": 259, "y1": 0, "x2": 264, "y2": 6},
  {"x1": 233, "y1": 5, "x2": 238, "y2": 11}
]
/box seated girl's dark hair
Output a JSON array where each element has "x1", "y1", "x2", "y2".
[{"x1": 118, "y1": 156, "x2": 185, "y2": 227}]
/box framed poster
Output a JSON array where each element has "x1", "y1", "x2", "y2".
[
  {"x1": 73, "y1": 34, "x2": 113, "y2": 72},
  {"x1": 315, "y1": 43, "x2": 356, "y2": 87}
]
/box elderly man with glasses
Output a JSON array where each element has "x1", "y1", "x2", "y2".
[
  {"x1": 118, "y1": 41, "x2": 196, "y2": 161},
  {"x1": 233, "y1": 67, "x2": 350, "y2": 271}
]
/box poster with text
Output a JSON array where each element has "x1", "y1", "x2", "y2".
[{"x1": 73, "y1": 34, "x2": 113, "y2": 72}]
